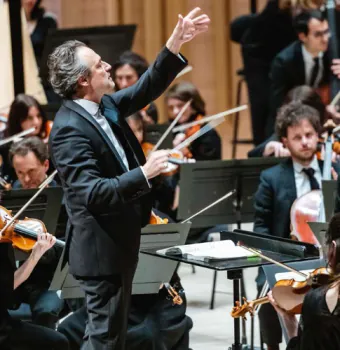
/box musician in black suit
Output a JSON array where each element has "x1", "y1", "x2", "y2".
[
  {"x1": 254, "y1": 101, "x2": 339, "y2": 350},
  {"x1": 267, "y1": 10, "x2": 330, "y2": 137},
  {"x1": 47, "y1": 8, "x2": 210, "y2": 350}
]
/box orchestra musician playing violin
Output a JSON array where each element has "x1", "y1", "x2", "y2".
[
  {"x1": 0, "y1": 233, "x2": 69, "y2": 350},
  {"x1": 48, "y1": 7, "x2": 210, "y2": 350},
  {"x1": 268, "y1": 212, "x2": 340, "y2": 350},
  {"x1": 166, "y1": 81, "x2": 221, "y2": 161},
  {"x1": 254, "y1": 101, "x2": 339, "y2": 350},
  {"x1": 6, "y1": 137, "x2": 65, "y2": 330}
]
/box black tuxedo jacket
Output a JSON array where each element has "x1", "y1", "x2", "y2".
[
  {"x1": 49, "y1": 47, "x2": 187, "y2": 277},
  {"x1": 254, "y1": 158, "x2": 339, "y2": 239},
  {"x1": 267, "y1": 41, "x2": 329, "y2": 136}
]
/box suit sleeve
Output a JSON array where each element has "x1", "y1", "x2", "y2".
[
  {"x1": 50, "y1": 125, "x2": 151, "y2": 215},
  {"x1": 253, "y1": 171, "x2": 274, "y2": 235},
  {"x1": 267, "y1": 56, "x2": 289, "y2": 136},
  {"x1": 102, "y1": 47, "x2": 188, "y2": 119},
  {"x1": 247, "y1": 133, "x2": 278, "y2": 158}
]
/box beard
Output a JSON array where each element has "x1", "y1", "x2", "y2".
[{"x1": 289, "y1": 147, "x2": 316, "y2": 164}]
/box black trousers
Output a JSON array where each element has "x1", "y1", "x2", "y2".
[{"x1": 76, "y1": 266, "x2": 136, "y2": 350}]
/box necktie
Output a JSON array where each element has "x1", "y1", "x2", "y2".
[
  {"x1": 310, "y1": 57, "x2": 320, "y2": 88},
  {"x1": 302, "y1": 168, "x2": 320, "y2": 190}
]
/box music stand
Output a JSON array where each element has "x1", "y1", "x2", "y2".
[
  {"x1": 177, "y1": 158, "x2": 283, "y2": 228},
  {"x1": 1, "y1": 187, "x2": 63, "y2": 260},
  {"x1": 141, "y1": 229, "x2": 319, "y2": 350},
  {"x1": 40, "y1": 25, "x2": 136, "y2": 85},
  {"x1": 322, "y1": 180, "x2": 337, "y2": 221},
  {"x1": 49, "y1": 223, "x2": 191, "y2": 298},
  {"x1": 144, "y1": 123, "x2": 173, "y2": 149}
]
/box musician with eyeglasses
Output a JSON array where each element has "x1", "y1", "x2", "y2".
[{"x1": 266, "y1": 9, "x2": 331, "y2": 138}]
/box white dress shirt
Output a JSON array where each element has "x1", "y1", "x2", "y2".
[
  {"x1": 301, "y1": 45, "x2": 324, "y2": 88},
  {"x1": 293, "y1": 155, "x2": 325, "y2": 221},
  {"x1": 74, "y1": 99, "x2": 151, "y2": 187},
  {"x1": 74, "y1": 99, "x2": 130, "y2": 170}
]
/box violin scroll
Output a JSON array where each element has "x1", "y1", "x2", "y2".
[{"x1": 231, "y1": 297, "x2": 256, "y2": 320}]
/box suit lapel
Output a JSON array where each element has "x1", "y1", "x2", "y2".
[
  {"x1": 63, "y1": 100, "x2": 128, "y2": 172},
  {"x1": 295, "y1": 42, "x2": 306, "y2": 85},
  {"x1": 281, "y1": 159, "x2": 297, "y2": 200}
]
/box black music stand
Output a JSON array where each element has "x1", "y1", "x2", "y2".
[
  {"x1": 49, "y1": 223, "x2": 191, "y2": 298},
  {"x1": 1, "y1": 187, "x2": 63, "y2": 260},
  {"x1": 177, "y1": 158, "x2": 283, "y2": 228},
  {"x1": 144, "y1": 123, "x2": 173, "y2": 149},
  {"x1": 141, "y1": 229, "x2": 319, "y2": 350},
  {"x1": 322, "y1": 179, "x2": 337, "y2": 221}
]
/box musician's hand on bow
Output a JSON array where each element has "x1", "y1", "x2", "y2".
[
  {"x1": 31, "y1": 232, "x2": 56, "y2": 262},
  {"x1": 263, "y1": 141, "x2": 291, "y2": 158},
  {"x1": 166, "y1": 7, "x2": 210, "y2": 54}
]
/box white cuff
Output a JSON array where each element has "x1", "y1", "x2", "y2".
[{"x1": 140, "y1": 166, "x2": 152, "y2": 188}]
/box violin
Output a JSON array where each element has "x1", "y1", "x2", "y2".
[
  {"x1": 149, "y1": 211, "x2": 169, "y2": 225},
  {"x1": 231, "y1": 267, "x2": 332, "y2": 319},
  {"x1": 0, "y1": 206, "x2": 64, "y2": 252},
  {"x1": 142, "y1": 142, "x2": 195, "y2": 177}
]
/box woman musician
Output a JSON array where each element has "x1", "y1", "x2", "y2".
[{"x1": 268, "y1": 212, "x2": 340, "y2": 350}]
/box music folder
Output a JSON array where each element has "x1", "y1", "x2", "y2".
[{"x1": 49, "y1": 223, "x2": 191, "y2": 298}]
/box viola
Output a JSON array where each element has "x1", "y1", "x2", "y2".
[
  {"x1": 0, "y1": 206, "x2": 64, "y2": 252},
  {"x1": 231, "y1": 267, "x2": 332, "y2": 319}
]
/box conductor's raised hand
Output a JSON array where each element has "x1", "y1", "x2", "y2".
[
  {"x1": 166, "y1": 7, "x2": 210, "y2": 54},
  {"x1": 142, "y1": 150, "x2": 170, "y2": 180}
]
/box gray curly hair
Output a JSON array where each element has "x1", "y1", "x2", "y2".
[{"x1": 47, "y1": 40, "x2": 90, "y2": 99}]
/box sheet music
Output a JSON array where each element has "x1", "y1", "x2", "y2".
[{"x1": 157, "y1": 240, "x2": 256, "y2": 262}]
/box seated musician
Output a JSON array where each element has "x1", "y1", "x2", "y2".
[
  {"x1": 113, "y1": 51, "x2": 158, "y2": 124},
  {"x1": 165, "y1": 81, "x2": 221, "y2": 161},
  {"x1": 0, "y1": 94, "x2": 53, "y2": 184},
  {"x1": 254, "y1": 100, "x2": 339, "y2": 350},
  {"x1": 248, "y1": 85, "x2": 326, "y2": 158},
  {"x1": 7, "y1": 137, "x2": 64, "y2": 329},
  {"x1": 0, "y1": 234, "x2": 69, "y2": 350},
  {"x1": 266, "y1": 9, "x2": 330, "y2": 137},
  {"x1": 268, "y1": 212, "x2": 340, "y2": 350}
]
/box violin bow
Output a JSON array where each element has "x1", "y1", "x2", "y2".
[
  {"x1": 0, "y1": 127, "x2": 36, "y2": 147},
  {"x1": 173, "y1": 116, "x2": 226, "y2": 152},
  {"x1": 330, "y1": 90, "x2": 340, "y2": 107},
  {"x1": 151, "y1": 100, "x2": 192, "y2": 153},
  {"x1": 172, "y1": 105, "x2": 248, "y2": 133},
  {"x1": 181, "y1": 189, "x2": 236, "y2": 224},
  {"x1": 237, "y1": 242, "x2": 308, "y2": 279},
  {"x1": 0, "y1": 170, "x2": 58, "y2": 237}
]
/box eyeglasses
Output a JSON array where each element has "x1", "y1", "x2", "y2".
[{"x1": 311, "y1": 28, "x2": 331, "y2": 39}]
